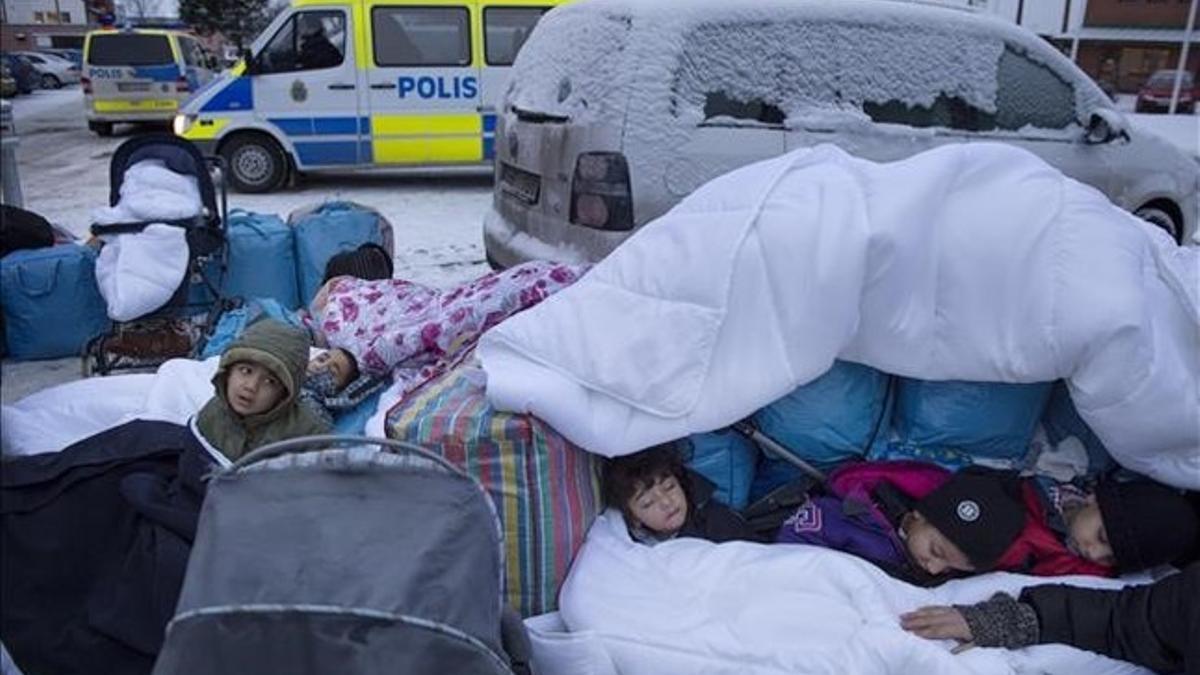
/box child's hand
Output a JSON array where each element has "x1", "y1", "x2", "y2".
[{"x1": 900, "y1": 605, "x2": 973, "y2": 642}]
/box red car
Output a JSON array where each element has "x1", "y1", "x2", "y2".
[{"x1": 1135, "y1": 69, "x2": 1197, "y2": 114}]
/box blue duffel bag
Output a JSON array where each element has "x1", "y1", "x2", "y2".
[
  {"x1": 290, "y1": 201, "x2": 392, "y2": 303},
  {"x1": 221, "y1": 209, "x2": 300, "y2": 309},
  {"x1": 892, "y1": 378, "x2": 1053, "y2": 461},
  {"x1": 682, "y1": 428, "x2": 759, "y2": 510},
  {"x1": 751, "y1": 360, "x2": 893, "y2": 472},
  {"x1": 1, "y1": 244, "x2": 110, "y2": 359}
]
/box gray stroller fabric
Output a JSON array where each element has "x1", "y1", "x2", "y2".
[{"x1": 153, "y1": 443, "x2": 510, "y2": 674}]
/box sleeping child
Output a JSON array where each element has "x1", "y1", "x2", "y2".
[
  {"x1": 299, "y1": 346, "x2": 389, "y2": 427},
  {"x1": 604, "y1": 443, "x2": 762, "y2": 545},
  {"x1": 777, "y1": 464, "x2": 1027, "y2": 584},
  {"x1": 1032, "y1": 477, "x2": 1199, "y2": 574},
  {"x1": 777, "y1": 461, "x2": 1199, "y2": 585}
]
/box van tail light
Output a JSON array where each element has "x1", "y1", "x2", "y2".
[
  {"x1": 175, "y1": 76, "x2": 190, "y2": 93},
  {"x1": 81, "y1": 76, "x2": 91, "y2": 94},
  {"x1": 570, "y1": 152, "x2": 634, "y2": 231}
]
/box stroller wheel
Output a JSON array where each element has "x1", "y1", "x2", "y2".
[{"x1": 222, "y1": 134, "x2": 288, "y2": 193}]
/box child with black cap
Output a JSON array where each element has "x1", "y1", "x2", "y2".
[{"x1": 777, "y1": 463, "x2": 1027, "y2": 584}]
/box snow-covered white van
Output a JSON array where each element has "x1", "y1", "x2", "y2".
[
  {"x1": 83, "y1": 28, "x2": 218, "y2": 136},
  {"x1": 484, "y1": 0, "x2": 1200, "y2": 268},
  {"x1": 175, "y1": 0, "x2": 567, "y2": 192}
]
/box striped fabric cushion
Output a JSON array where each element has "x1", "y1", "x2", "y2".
[{"x1": 385, "y1": 359, "x2": 603, "y2": 616}]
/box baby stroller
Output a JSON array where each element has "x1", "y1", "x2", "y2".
[
  {"x1": 84, "y1": 134, "x2": 229, "y2": 375},
  {"x1": 153, "y1": 436, "x2": 532, "y2": 675}
]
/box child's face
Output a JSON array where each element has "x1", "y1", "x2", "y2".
[
  {"x1": 903, "y1": 511, "x2": 975, "y2": 576},
  {"x1": 1064, "y1": 496, "x2": 1115, "y2": 566},
  {"x1": 627, "y1": 474, "x2": 688, "y2": 536},
  {"x1": 307, "y1": 348, "x2": 355, "y2": 391},
  {"x1": 226, "y1": 361, "x2": 285, "y2": 416}
]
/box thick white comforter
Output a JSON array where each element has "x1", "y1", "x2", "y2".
[
  {"x1": 92, "y1": 160, "x2": 200, "y2": 321},
  {"x1": 478, "y1": 143, "x2": 1199, "y2": 488},
  {"x1": 553, "y1": 511, "x2": 1152, "y2": 675},
  {"x1": 1, "y1": 356, "x2": 219, "y2": 457}
]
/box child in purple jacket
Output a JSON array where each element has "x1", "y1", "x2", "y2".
[{"x1": 776, "y1": 465, "x2": 1026, "y2": 585}]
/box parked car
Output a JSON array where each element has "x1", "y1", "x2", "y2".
[
  {"x1": 1135, "y1": 69, "x2": 1197, "y2": 114},
  {"x1": 14, "y1": 51, "x2": 81, "y2": 88},
  {"x1": 39, "y1": 48, "x2": 83, "y2": 68},
  {"x1": 0, "y1": 65, "x2": 16, "y2": 98},
  {"x1": 485, "y1": 0, "x2": 1200, "y2": 269},
  {"x1": 0, "y1": 54, "x2": 38, "y2": 94}
]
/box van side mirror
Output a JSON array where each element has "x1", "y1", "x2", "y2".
[
  {"x1": 241, "y1": 48, "x2": 257, "y2": 75},
  {"x1": 1084, "y1": 109, "x2": 1130, "y2": 145}
]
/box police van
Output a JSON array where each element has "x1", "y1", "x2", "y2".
[
  {"x1": 174, "y1": 0, "x2": 566, "y2": 192},
  {"x1": 84, "y1": 28, "x2": 219, "y2": 136}
]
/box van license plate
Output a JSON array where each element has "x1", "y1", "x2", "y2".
[
  {"x1": 500, "y1": 163, "x2": 540, "y2": 205},
  {"x1": 117, "y1": 82, "x2": 151, "y2": 92}
]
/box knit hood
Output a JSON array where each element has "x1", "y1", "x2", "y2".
[{"x1": 196, "y1": 319, "x2": 330, "y2": 460}]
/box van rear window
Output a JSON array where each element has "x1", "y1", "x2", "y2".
[{"x1": 88, "y1": 34, "x2": 174, "y2": 66}]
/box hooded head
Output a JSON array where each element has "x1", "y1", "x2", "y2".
[
  {"x1": 212, "y1": 319, "x2": 309, "y2": 420},
  {"x1": 197, "y1": 319, "x2": 326, "y2": 460}
]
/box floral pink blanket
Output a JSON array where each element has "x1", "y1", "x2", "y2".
[{"x1": 319, "y1": 261, "x2": 589, "y2": 377}]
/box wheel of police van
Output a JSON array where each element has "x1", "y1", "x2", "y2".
[
  {"x1": 1135, "y1": 204, "x2": 1182, "y2": 244},
  {"x1": 41, "y1": 73, "x2": 60, "y2": 89},
  {"x1": 88, "y1": 120, "x2": 113, "y2": 137},
  {"x1": 221, "y1": 134, "x2": 288, "y2": 193}
]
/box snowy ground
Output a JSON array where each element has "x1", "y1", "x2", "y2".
[{"x1": 1, "y1": 88, "x2": 1196, "y2": 404}]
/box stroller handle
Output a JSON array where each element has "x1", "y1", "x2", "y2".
[{"x1": 226, "y1": 435, "x2": 466, "y2": 478}]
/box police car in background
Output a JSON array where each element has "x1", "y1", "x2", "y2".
[
  {"x1": 175, "y1": 0, "x2": 566, "y2": 192},
  {"x1": 83, "y1": 28, "x2": 218, "y2": 136}
]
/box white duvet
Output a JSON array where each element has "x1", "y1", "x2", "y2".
[
  {"x1": 93, "y1": 160, "x2": 201, "y2": 322},
  {"x1": 551, "y1": 511, "x2": 1153, "y2": 675},
  {"x1": 479, "y1": 143, "x2": 1200, "y2": 489},
  {"x1": 1, "y1": 356, "x2": 219, "y2": 457}
]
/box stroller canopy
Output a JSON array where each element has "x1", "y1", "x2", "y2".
[{"x1": 154, "y1": 438, "x2": 512, "y2": 675}]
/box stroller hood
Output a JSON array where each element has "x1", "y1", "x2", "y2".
[{"x1": 154, "y1": 441, "x2": 511, "y2": 675}]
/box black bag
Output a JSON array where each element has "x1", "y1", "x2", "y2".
[
  {"x1": 742, "y1": 476, "x2": 817, "y2": 541},
  {"x1": 0, "y1": 205, "x2": 56, "y2": 258}
]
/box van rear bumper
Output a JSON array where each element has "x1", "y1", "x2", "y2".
[
  {"x1": 87, "y1": 111, "x2": 176, "y2": 123},
  {"x1": 483, "y1": 202, "x2": 626, "y2": 268}
]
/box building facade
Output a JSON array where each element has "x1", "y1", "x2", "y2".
[
  {"x1": 1, "y1": 0, "x2": 114, "y2": 50},
  {"x1": 986, "y1": 0, "x2": 1198, "y2": 93}
]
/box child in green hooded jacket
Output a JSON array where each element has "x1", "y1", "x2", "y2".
[{"x1": 195, "y1": 319, "x2": 332, "y2": 461}]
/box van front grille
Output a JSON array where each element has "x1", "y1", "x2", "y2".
[{"x1": 499, "y1": 162, "x2": 541, "y2": 205}]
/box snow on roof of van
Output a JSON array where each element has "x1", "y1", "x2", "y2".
[{"x1": 509, "y1": 0, "x2": 1110, "y2": 127}]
